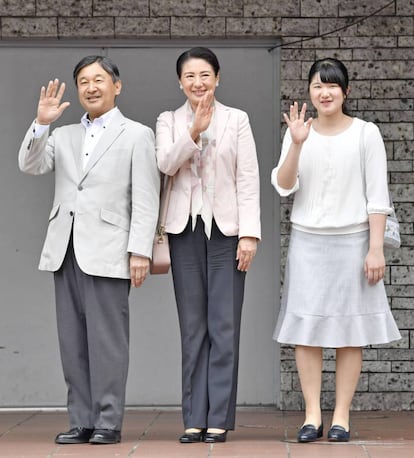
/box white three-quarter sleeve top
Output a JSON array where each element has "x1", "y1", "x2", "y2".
[{"x1": 271, "y1": 117, "x2": 392, "y2": 235}]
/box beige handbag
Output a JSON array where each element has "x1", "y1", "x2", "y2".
[{"x1": 150, "y1": 175, "x2": 172, "y2": 274}]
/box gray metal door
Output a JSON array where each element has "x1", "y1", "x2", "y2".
[{"x1": 0, "y1": 42, "x2": 280, "y2": 407}]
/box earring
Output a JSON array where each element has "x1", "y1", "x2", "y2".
[
  {"x1": 216, "y1": 81, "x2": 219, "y2": 87},
  {"x1": 179, "y1": 84, "x2": 183, "y2": 90}
]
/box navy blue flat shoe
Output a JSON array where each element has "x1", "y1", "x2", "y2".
[
  {"x1": 297, "y1": 423, "x2": 323, "y2": 443},
  {"x1": 327, "y1": 425, "x2": 350, "y2": 442},
  {"x1": 204, "y1": 430, "x2": 227, "y2": 443},
  {"x1": 179, "y1": 429, "x2": 205, "y2": 443}
]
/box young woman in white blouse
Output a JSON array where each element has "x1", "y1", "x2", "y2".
[{"x1": 272, "y1": 58, "x2": 400, "y2": 443}]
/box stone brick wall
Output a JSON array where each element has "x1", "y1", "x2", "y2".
[{"x1": 0, "y1": 0, "x2": 412, "y2": 410}]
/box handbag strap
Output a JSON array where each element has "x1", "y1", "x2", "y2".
[
  {"x1": 359, "y1": 121, "x2": 367, "y2": 199},
  {"x1": 157, "y1": 176, "x2": 172, "y2": 234},
  {"x1": 157, "y1": 111, "x2": 175, "y2": 236}
]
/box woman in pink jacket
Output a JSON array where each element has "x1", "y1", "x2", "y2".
[{"x1": 156, "y1": 47, "x2": 261, "y2": 444}]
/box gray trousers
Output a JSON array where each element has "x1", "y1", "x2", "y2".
[
  {"x1": 169, "y1": 217, "x2": 246, "y2": 430},
  {"x1": 54, "y1": 236, "x2": 130, "y2": 431}
]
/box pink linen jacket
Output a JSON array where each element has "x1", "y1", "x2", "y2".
[{"x1": 155, "y1": 100, "x2": 261, "y2": 240}]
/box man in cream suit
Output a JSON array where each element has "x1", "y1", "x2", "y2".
[{"x1": 18, "y1": 56, "x2": 160, "y2": 445}]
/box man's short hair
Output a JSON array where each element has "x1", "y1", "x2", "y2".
[{"x1": 73, "y1": 55, "x2": 120, "y2": 86}]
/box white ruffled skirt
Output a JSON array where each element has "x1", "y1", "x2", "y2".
[{"x1": 274, "y1": 229, "x2": 401, "y2": 347}]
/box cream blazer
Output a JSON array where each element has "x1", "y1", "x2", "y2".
[
  {"x1": 156, "y1": 101, "x2": 261, "y2": 240},
  {"x1": 18, "y1": 110, "x2": 160, "y2": 279}
]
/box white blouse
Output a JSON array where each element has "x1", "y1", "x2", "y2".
[{"x1": 271, "y1": 117, "x2": 392, "y2": 235}]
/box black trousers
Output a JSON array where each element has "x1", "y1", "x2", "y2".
[{"x1": 169, "y1": 217, "x2": 246, "y2": 430}]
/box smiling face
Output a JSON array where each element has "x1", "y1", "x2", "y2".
[
  {"x1": 179, "y1": 58, "x2": 219, "y2": 110},
  {"x1": 76, "y1": 62, "x2": 122, "y2": 120},
  {"x1": 309, "y1": 72, "x2": 348, "y2": 117}
]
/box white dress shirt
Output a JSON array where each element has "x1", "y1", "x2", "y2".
[{"x1": 79, "y1": 107, "x2": 119, "y2": 169}]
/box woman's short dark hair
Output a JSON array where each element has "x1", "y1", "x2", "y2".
[
  {"x1": 308, "y1": 58, "x2": 349, "y2": 95},
  {"x1": 73, "y1": 55, "x2": 120, "y2": 86},
  {"x1": 176, "y1": 47, "x2": 220, "y2": 78}
]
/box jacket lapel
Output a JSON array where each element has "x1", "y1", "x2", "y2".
[
  {"x1": 70, "y1": 124, "x2": 86, "y2": 180},
  {"x1": 174, "y1": 103, "x2": 188, "y2": 141},
  {"x1": 81, "y1": 110, "x2": 126, "y2": 180},
  {"x1": 214, "y1": 101, "x2": 231, "y2": 149}
]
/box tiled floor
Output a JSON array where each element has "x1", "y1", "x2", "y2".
[{"x1": 0, "y1": 408, "x2": 413, "y2": 457}]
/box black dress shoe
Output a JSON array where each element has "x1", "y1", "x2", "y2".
[
  {"x1": 89, "y1": 429, "x2": 121, "y2": 444},
  {"x1": 328, "y1": 425, "x2": 350, "y2": 442},
  {"x1": 204, "y1": 431, "x2": 227, "y2": 443},
  {"x1": 179, "y1": 430, "x2": 205, "y2": 443},
  {"x1": 297, "y1": 423, "x2": 323, "y2": 443},
  {"x1": 55, "y1": 427, "x2": 94, "y2": 444}
]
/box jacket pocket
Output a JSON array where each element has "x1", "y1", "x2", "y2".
[
  {"x1": 100, "y1": 208, "x2": 130, "y2": 232},
  {"x1": 48, "y1": 204, "x2": 60, "y2": 221}
]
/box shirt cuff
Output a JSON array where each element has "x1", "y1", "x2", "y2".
[
  {"x1": 33, "y1": 121, "x2": 50, "y2": 138},
  {"x1": 271, "y1": 166, "x2": 299, "y2": 196},
  {"x1": 367, "y1": 204, "x2": 393, "y2": 215}
]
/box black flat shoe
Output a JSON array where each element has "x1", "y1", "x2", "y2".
[
  {"x1": 55, "y1": 427, "x2": 94, "y2": 444},
  {"x1": 328, "y1": 425, "x2": 350, "y2": 442},
  {"x1": 89, "y1": 429, "x2": 121, "y2": 444},
  {"x1": 179, "y1": 430, "x2": 205, "y2": 443},
  {"x1": 297, "y1": 423, "x2": 323, "y2": 443},
  {"x1": 204, "y1": 431, "x2": 227, "y2": 443}
]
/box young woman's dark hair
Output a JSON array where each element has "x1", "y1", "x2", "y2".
[
  {"x1": 308, "y1": 58, "x2": 349, "y2": 95},
  {"x1": 73, "y1": 55, "x2": 120, "y2": 86},
  {"x1": 308, "y1": 58, "x2": 349, "y2": 113},
  {"x1": 176, "y1": 47, "x2": 220, "y2": 78}
]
